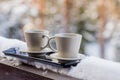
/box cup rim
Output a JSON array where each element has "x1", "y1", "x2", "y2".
[
  {"x1": 24, "y1": 30, "x2": 49, "y2": 33},
  {"x1": 55, "y1": 33, "x2": 82, "y2": 38}
]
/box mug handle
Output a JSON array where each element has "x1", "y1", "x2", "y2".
[
  {"x1": 48, "y1": 37, "x2": 57, "y2": 52},
  {"x1": 41, "y1": 35, "x2": 49, "y2": 49}
]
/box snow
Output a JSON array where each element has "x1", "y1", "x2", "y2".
[
  {"x1": 0, "y1": 36, "x2": 27, "y2": 60},
  {"x1": 85, "y1": 42, "x2": 116, "y2": 61},
  {"x1": 69, "y1": 56, "x2": 120, "y2": 80},
  {"x1": 1, "y1": 36, "x2": 120, "y2": 80}
]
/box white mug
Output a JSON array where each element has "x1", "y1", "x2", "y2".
[
  {"x1": 24, "y1": 30, "x2": 49, "y2": 51},
  {"x1": 48, "y1": 33, "x2": 82, "y2": 58}
]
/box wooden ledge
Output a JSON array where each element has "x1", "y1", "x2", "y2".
[
  {"x1": 0, "y1": 58, "x2": 80, "y2": 80},
  {"x1": 0, "y1": 63, "x2": 52, "y2": 80}
]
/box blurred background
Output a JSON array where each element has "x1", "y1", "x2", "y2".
[{"x1": 0, "y1": 0, "x2": 120, "y2": 62}]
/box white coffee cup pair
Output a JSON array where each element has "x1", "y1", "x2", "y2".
[{"x1": 24, "y1": 30, "x2": 82, "y2": 59}]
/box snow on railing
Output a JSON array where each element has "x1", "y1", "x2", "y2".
[{"x1": 0, "y1": 36, "x2": 120, "y2": 80}]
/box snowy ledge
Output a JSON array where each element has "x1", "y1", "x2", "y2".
[{"x1": 0, "y1": 36, "x2": 120, "y2": 80}]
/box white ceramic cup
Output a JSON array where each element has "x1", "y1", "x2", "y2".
[
  {"x1": 24, "y1": 30, "x2": 49, "y2": 51},
  {"x1": 48, "y1": 33, "x2": 82, "y2": 58}
]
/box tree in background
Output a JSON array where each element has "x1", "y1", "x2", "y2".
[
  {"x1": 76, "y1": 0, "x2": 97, "y2": 54},
  {"x1": 64, "y1": 0, "x2": 72, "y2": 32},
  {"x1": 97, "y1": 0, "x2": 106, "y2": 58},
  {"x1": 38, "y1": 0, "x2": 45, "y2": 29}
]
